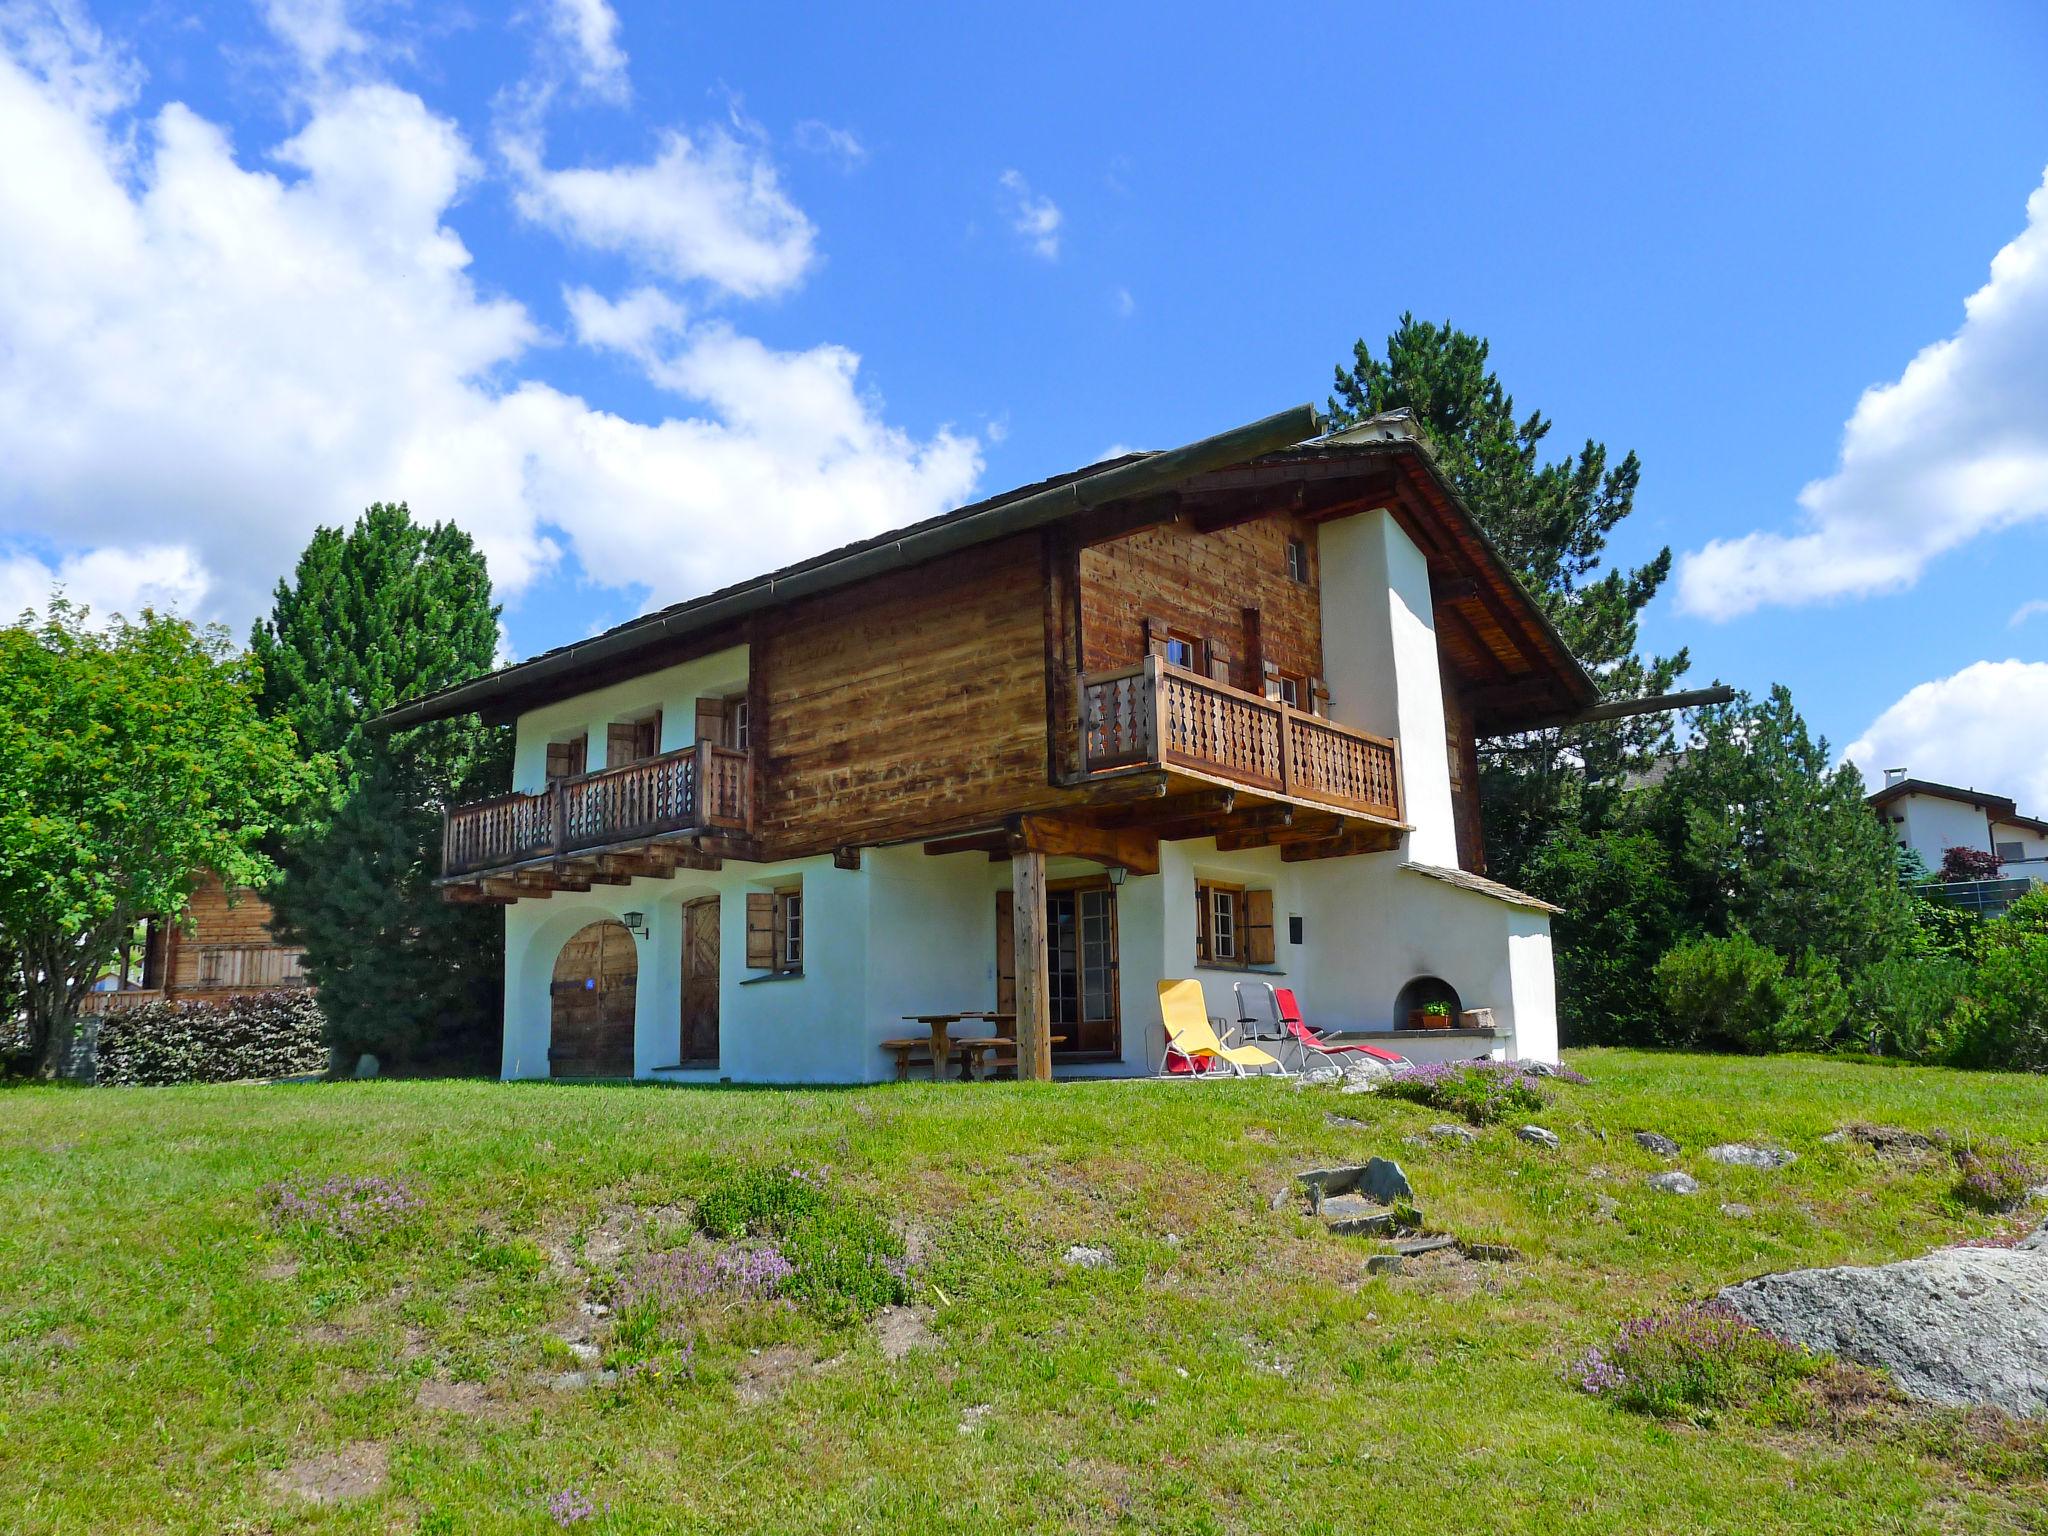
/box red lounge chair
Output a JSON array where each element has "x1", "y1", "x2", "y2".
[{"x1": 1272, "y1": 986, "x2": 1408, "y2": 1067}]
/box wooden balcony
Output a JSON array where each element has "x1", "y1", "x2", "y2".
[
  {"x1": 442, "y1": 743, "x2": 751, "y2": 880},
  {"x1": 1080, "y1": 656, "x2": 1402, "y2": 822}
]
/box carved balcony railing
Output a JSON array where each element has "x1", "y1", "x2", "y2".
[
  {"x1": 1080, "y1": 656, "x2": 1402, "y2": 821},
  {"x1": 442, "y1": 742, "x2": 751, "y2": 878}
]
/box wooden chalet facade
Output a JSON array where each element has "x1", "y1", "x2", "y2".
[
  {"x1": 83, "y1": 872, "x2": 310, "y2": 1015},
  {"x1": 381, "y1": 406, "x2": 1594, "y2": 1082}
]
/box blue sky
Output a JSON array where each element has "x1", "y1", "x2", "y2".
[{"x1": 2, "y1": 0, "x2": 2046, "y2": 802}]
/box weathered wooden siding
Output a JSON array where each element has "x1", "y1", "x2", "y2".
[
  {"x1": 1441, "y1": 674, "x2": 1487, "y2": 874},
  {"x1": 1078, "y1": 513, "x2": 1324, "y2": 692},
  {"x1": 754, "y1": 532, "x2": 1068, "y2": 856},
  {"x1": 165, "y1": 873, "x2": 306, "y2": 993}
]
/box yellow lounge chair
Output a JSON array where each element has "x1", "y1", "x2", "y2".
[{"x1": 1157, "y1": 979, "x2": 1282, "y2": 1077}]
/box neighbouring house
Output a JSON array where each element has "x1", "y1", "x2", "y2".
[
  {"x1": 378, "y1": 406, "x2": 1626, "y2": 1084},
  {"x1": 83, "y1": 872, "x2": 310, "y2": 1015},
  {"x1": 1868, "y1": 772, "x2": 2048, "y2": 882}
]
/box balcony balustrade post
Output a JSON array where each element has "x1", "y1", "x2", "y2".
[
  {"x1": 551, "y1": 781, "x2": 566, "y2": 858},
  {"x1": 1277, "y1": 703, "x2": 1297, "y2": 799},
  {"x1": 1144, "y1": 653, "x2": 1166, "y2": 761}
]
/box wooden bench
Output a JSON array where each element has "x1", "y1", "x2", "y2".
[{"x1": 879, "y1": 1037, "x2": 936, "y2": 1081}]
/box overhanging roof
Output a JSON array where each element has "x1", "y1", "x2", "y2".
[
  {"x1": 373, "y1": 404, "x2": 1598, "y2": 733},
  {"x1": 1867, "y1": 777, "x2": 2017, "y2": 819}
]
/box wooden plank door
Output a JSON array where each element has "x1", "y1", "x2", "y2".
[
  {"x1": 681, "y1": 897, "x2": 720, "y2": 1066},
  {"x1": 549, "y1": 919, "x2": 637, "y2": 1077}
]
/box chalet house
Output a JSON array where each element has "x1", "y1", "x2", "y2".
[
  {"x1": 1869, "y1": 772, "x2": 2048, "y2": 884},
  {"x1": 85, "y1": 872, "x2": 310, "y2": 1014},
  {"x1": 378, "y1": 406, "x2": 1601, "y2": 1083}
]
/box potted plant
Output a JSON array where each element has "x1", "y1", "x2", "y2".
[{"x1": 1410, "y1": 1000, "x2": 1454, "y2": 1030}]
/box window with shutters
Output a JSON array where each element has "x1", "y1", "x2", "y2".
[
  {"x1": 725, "y1": 694, "x2": 751, "y2": 751},
  {"x1": 545, "y1": 733, "x2": 588, "y2": 781},
  {"x1": 1275, "y1": 671, "x2": 1304, "y2": 710},
  {"x1": 1195, "y1": 880, "x2": 1275, "y2": 969},
  {"x1": 1285, "y1": 536, "x2": 1310, "y2": 584},
  {"x1": 607, "y1": 712, "x2": 661, "y2": 767},
  {"x1": 745, "y1": 882, "x2": 803, "y2": 975}
]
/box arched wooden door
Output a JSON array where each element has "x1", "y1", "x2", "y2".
[{"x1": 549, "y1": 920, "x2": 637, "y2": 1077}]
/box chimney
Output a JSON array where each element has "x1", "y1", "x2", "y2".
[{"x1": 1884, "y1": 767, "x2": 1908, "y2": 787}]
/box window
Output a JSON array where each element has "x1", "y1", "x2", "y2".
[
  {"x1": 781, "y1": 891, "x2": 803, "y2": 967},
  {"x1": 727, "y1": 696, "x2": 751, "y2": 752},
  {"x1": 1276, "y1": 672, "x2": 1304, "y2": 710},
  {"x1": 1996, "y1": 841, "x2": 2024, "y2": 862},
  {"x1": 746, "y1": 884, "x2": 803, "y2": 974},
  {"x1": 607, "y1": 712, "x2": 661, "y2": 767},
  {"x1": 1285, "y1": 536, "x2": 1310, "y2": 584},
  {"x1": 1163, "y1": 633, "x2": 1199, "y2": 670},
  {"x1": 1195, "y1": 882, "x2": 1275, "y2": 968}
]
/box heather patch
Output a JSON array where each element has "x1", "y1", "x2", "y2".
[
  {"x1": 1571, "y1": 1303, "x2": 1821, "y2": 1421},
  {"x1": 265, "y1": 1175, "x2": 422, "y2": 1247},
  {"x1": 692, "y1": 1166, "x2": 912, "y2": 1322},
  {"x1": 1950, "y1": 1141, "x2": 2039, "y2": 1214},
  {"x1": 1380, "y1": 1060, "x2": 1578, "y2": 1126}
]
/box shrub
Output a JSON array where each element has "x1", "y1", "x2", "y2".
[
  {"x1": 92, "y1": 991, "x2": 327, "y2": 1086},
  {"x1": 1378, "y1": 1060, "x2": 1556, "y2": 1126},
  {"x1": 1847, "y1": 953, "x2": 1968, "y2": 1060},
  {"x1": 691, "y1": 1166, "x2": 909, "y2": 1321},
  {"x1": 1945, "y1": 935, "x2": 2048, "y2": 1072},
  {"x1": 1570, "y1": 1303, "x2": 1818, "y2": 1420},
  {"x1": 1939, "y1": 846, "x2": 2005, "y2": 882},
  {"x1": 1653, "y1": 933, "x2": 1785, "y2": 1051},
  {"x1": 1776, "y1": 952, "x2": 1852, "y2": 1051}
]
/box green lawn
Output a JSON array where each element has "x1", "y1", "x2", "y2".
[{"x1": 2, "y1": 1051, "x2": 2045, "y2": 1534}]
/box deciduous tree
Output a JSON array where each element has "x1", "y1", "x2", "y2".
[{"x1": 0, "y1": 601, "x2": 304, "y2": 1075}]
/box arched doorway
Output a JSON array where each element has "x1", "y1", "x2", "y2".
[
  {"x1": 550, "y1": 920, "x2": 637, "y2": 1077},
  {"x1": 1394, "y1": 975, "x2": 1462, "y2": 1029}
]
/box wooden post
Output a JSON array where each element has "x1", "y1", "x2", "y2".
[{"x1": 1011, "y1": 848, "x2": 1052, "y2": 1082}]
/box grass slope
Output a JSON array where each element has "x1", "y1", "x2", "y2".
[{"x1": 2, "y1": 1050, "x2": 2045, "y2": 1534}]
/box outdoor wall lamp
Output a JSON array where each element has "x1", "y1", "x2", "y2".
[
  {"x1": 1106, "y1": 865, "x2": 1128, "y2": 888},
  {"x1": 621, "y1": 911, "x2": 649, "y2": 938}
]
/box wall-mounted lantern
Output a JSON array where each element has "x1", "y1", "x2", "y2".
[{"x1": 621, "y1": 911, "x2": 649, "y2": 939}]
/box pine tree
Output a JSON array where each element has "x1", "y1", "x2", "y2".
[
  {"x1": 250, "y1": 504, "x2": 509, "y2": 1068},
  {"x1": 1327, "y1": 316, "x2": 1689, "y2": 875}
]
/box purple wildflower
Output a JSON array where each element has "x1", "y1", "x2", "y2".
[
  {"x1": 616, "y1": 1242, "x2": 795, "y2": 1313},
  {"x1": 264, "y1": 1175, "x2": 422, "y2": 1243},
  {"x1": 1569, "y1": 1302, "x2": 1810, "y2": 1415},
  {"x1": 548, "y1": 1488, "x2": 597, "y2": 1527}
]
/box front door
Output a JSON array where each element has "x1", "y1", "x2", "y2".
[
  {"x1": 550, "y1": 920, "x2": 637, "y2": 1077},
  {"x1": 681, "y1": 896, "x2": 720, "y2": 1066},
  {"x1": 995, "y1": 879, "x2": 1120, "y2": 1059}
]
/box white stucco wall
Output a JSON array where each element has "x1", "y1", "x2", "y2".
[
  {"x1": 1317, "y1": 509, "x2": 1457, "y2": 866},
  {"x1": 510, "y1": 645, "x2": 750, "y2": 792},
  {"x1": 1887, "y1": 792, "x2": 1993, "y2": 872},
  {"x1": 1991, "y1": 819, "x2": 2048, "y2": 881}
]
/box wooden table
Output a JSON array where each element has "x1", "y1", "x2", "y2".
[{"x1": 902, "y1": 1012, "x2": 1016, "y2": 1081}]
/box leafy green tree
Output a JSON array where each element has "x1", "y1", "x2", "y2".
[
  {"x1": 250, "y1": 504, "x2": 508, "y2": 1069},
  {"x1": 1642, "y1": 686, "x2": 1917, "y2": 977},
  {"x1": 1520, "y1": 828, "x2": 1681, "y2": 1045},
  {"x1": 0, "y1": 600, "x2": 305, "y2": 1076},
  {"x1": 1327, "y1": 316, "x2": 1688, "y2": 873}
]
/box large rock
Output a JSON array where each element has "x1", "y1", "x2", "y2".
[
  {"x1": 1297, "y1": 1157, "x2": 1411, "y2": 1210},
  {"x1": 1647, "y1": 1171, "x2": 1700, "y2": 1195},
  {"x1": 1516, "y1": 1125, "x2": 1561, "y2": 1150},
  {"x1": 1707, "y1": 1143, "x2": 1796, "y2": 1169},
  {"x1": 1719, "y1": 1242, "x2": 2048, "y2": 1417},
  {"x1": 1633, "y1": 1132, "x2": 1680, "y2": 1157}
]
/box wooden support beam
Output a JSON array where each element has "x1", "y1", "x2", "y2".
[
  {"x1": 482, "y1": 877, "x2": 543, "y2": 901},
  {"x1": 1067, "y1": 771, "x2": 1171, "y2": 806},
  {"x1": 596, "y1": 853, "x2": 673, "y2": 880},
  {"x1": 442, "y1": 884, "x2": 513, "y2": 906},
  {"x1": 1280, "y1": 824, "x2": 1406, "y2": 862},
  {"x1": 1012, "y1": 848, "x2": 1051, "y2": 1083},
  {"x1": 1214, "y1": 811, "x2": 1346, "y2": 852},
  {"x1": 832, "y1": 846, "x2": 862, "y2": 870},
  {"x1": 1008, "y1": 814, "x2": 1161, "y2": 877},
  {"x1": 1431, "y1": 575, "x2": 1481, "y2": 604},
  {"x1": 924, "y1": 828, "x2": 1011, "y2": 859}
]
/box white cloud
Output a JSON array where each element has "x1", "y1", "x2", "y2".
[
  {"x1": 505, "y1": 124, "x2": 815, "y2": 298},
  {"x1": 542, "y1": 0, "x2": 628, "y2": 102},
  {"x1": 1678, "y1": 166, "x2": 2048, "y2": 620},
  {"x1": 1844, "y1": 660, "x2": 2048, "y2": 814},
  {"x1": 260, "y1": 0, "x2": 368, "y2": 73},
  {"x1": 793, "y1": 118, "x2": 865, "y2": 168},
  {"x1": 0, "y1": 544, "x2": 210, "y2": 623},
  {"x1": 1113, "y1": 285, "x2": 1134, "y2": 318},
  {"x1": 999, "y1": 168, "x2": 1060, "y2": 260},
  {"x1": 2011, "y1": 598, "x2": 2048, "y2": 629},
  {"x1": 0, "y1": 17, "x2": 980, "y2": 630}
]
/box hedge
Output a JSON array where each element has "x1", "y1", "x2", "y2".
[{"x1": 92, "y1": 991, "x2": 328, "y2": 1086}]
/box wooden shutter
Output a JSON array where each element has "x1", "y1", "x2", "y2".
[
  {"x1": 1244, "y1": 889, "x2": 1275, "y2": 965},
  {"x1": 1142, "y1": 616, "x2": 1174, "y2": 659},
  {"x1": 547, "y1": 734, "x2": 587, "y2": 780},
  {"x1": 745, "y1": 891, "x2": 776, "y2": 968},
  {"x1": 1310, "y1": 677, "x2": 1329, "y2": 716},
  {"x1": 607, "y1": 720, "x2": 640, "y2": 768},
  {"x1": 695, "y1": 697, "x2": 725, "y2": 744},
  {"x1": 1207, "y1": 642, "x2": 1231, "y2": 686},
  {"x1": 1194, "y1": 883, "x2": 1211, "y2": 964},
  {"x1": 635, "y1": 711, "x2": 662, "y2": 759},
  {"x1": 1261, "y1": 660, "x2": 1284, "y2": 702},
  {"x1": 994, "y1": 890, "x2": 1016, "y2": 1016}
]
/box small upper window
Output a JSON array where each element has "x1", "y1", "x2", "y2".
[
  {"x1": 781, "y1": 891, "x2": 803, "y2": 968},
  {"x1": 1996, "y1": 841, "x2": 2025, "y2": 862},
  {"x1": 1162, "y1": 634, "x2": 1199, "y2": 670},
  {"x1": 1285, "y1": 536, "x2": 1310, "y2": 584},
  {"x1": 1276, "y1": 673, "x2": 1303, "y2": 710},
  {"x1": 545, "y1": 733, "x2": 588, "y2": 781}
]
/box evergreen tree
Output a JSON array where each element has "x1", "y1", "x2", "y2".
[
  {"x1": 251, "y1": 504, "x2": 508, "y2": 1068},
  {"x1": 1327, "y1": 316, "x2": 1688, "y2": 874}
]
